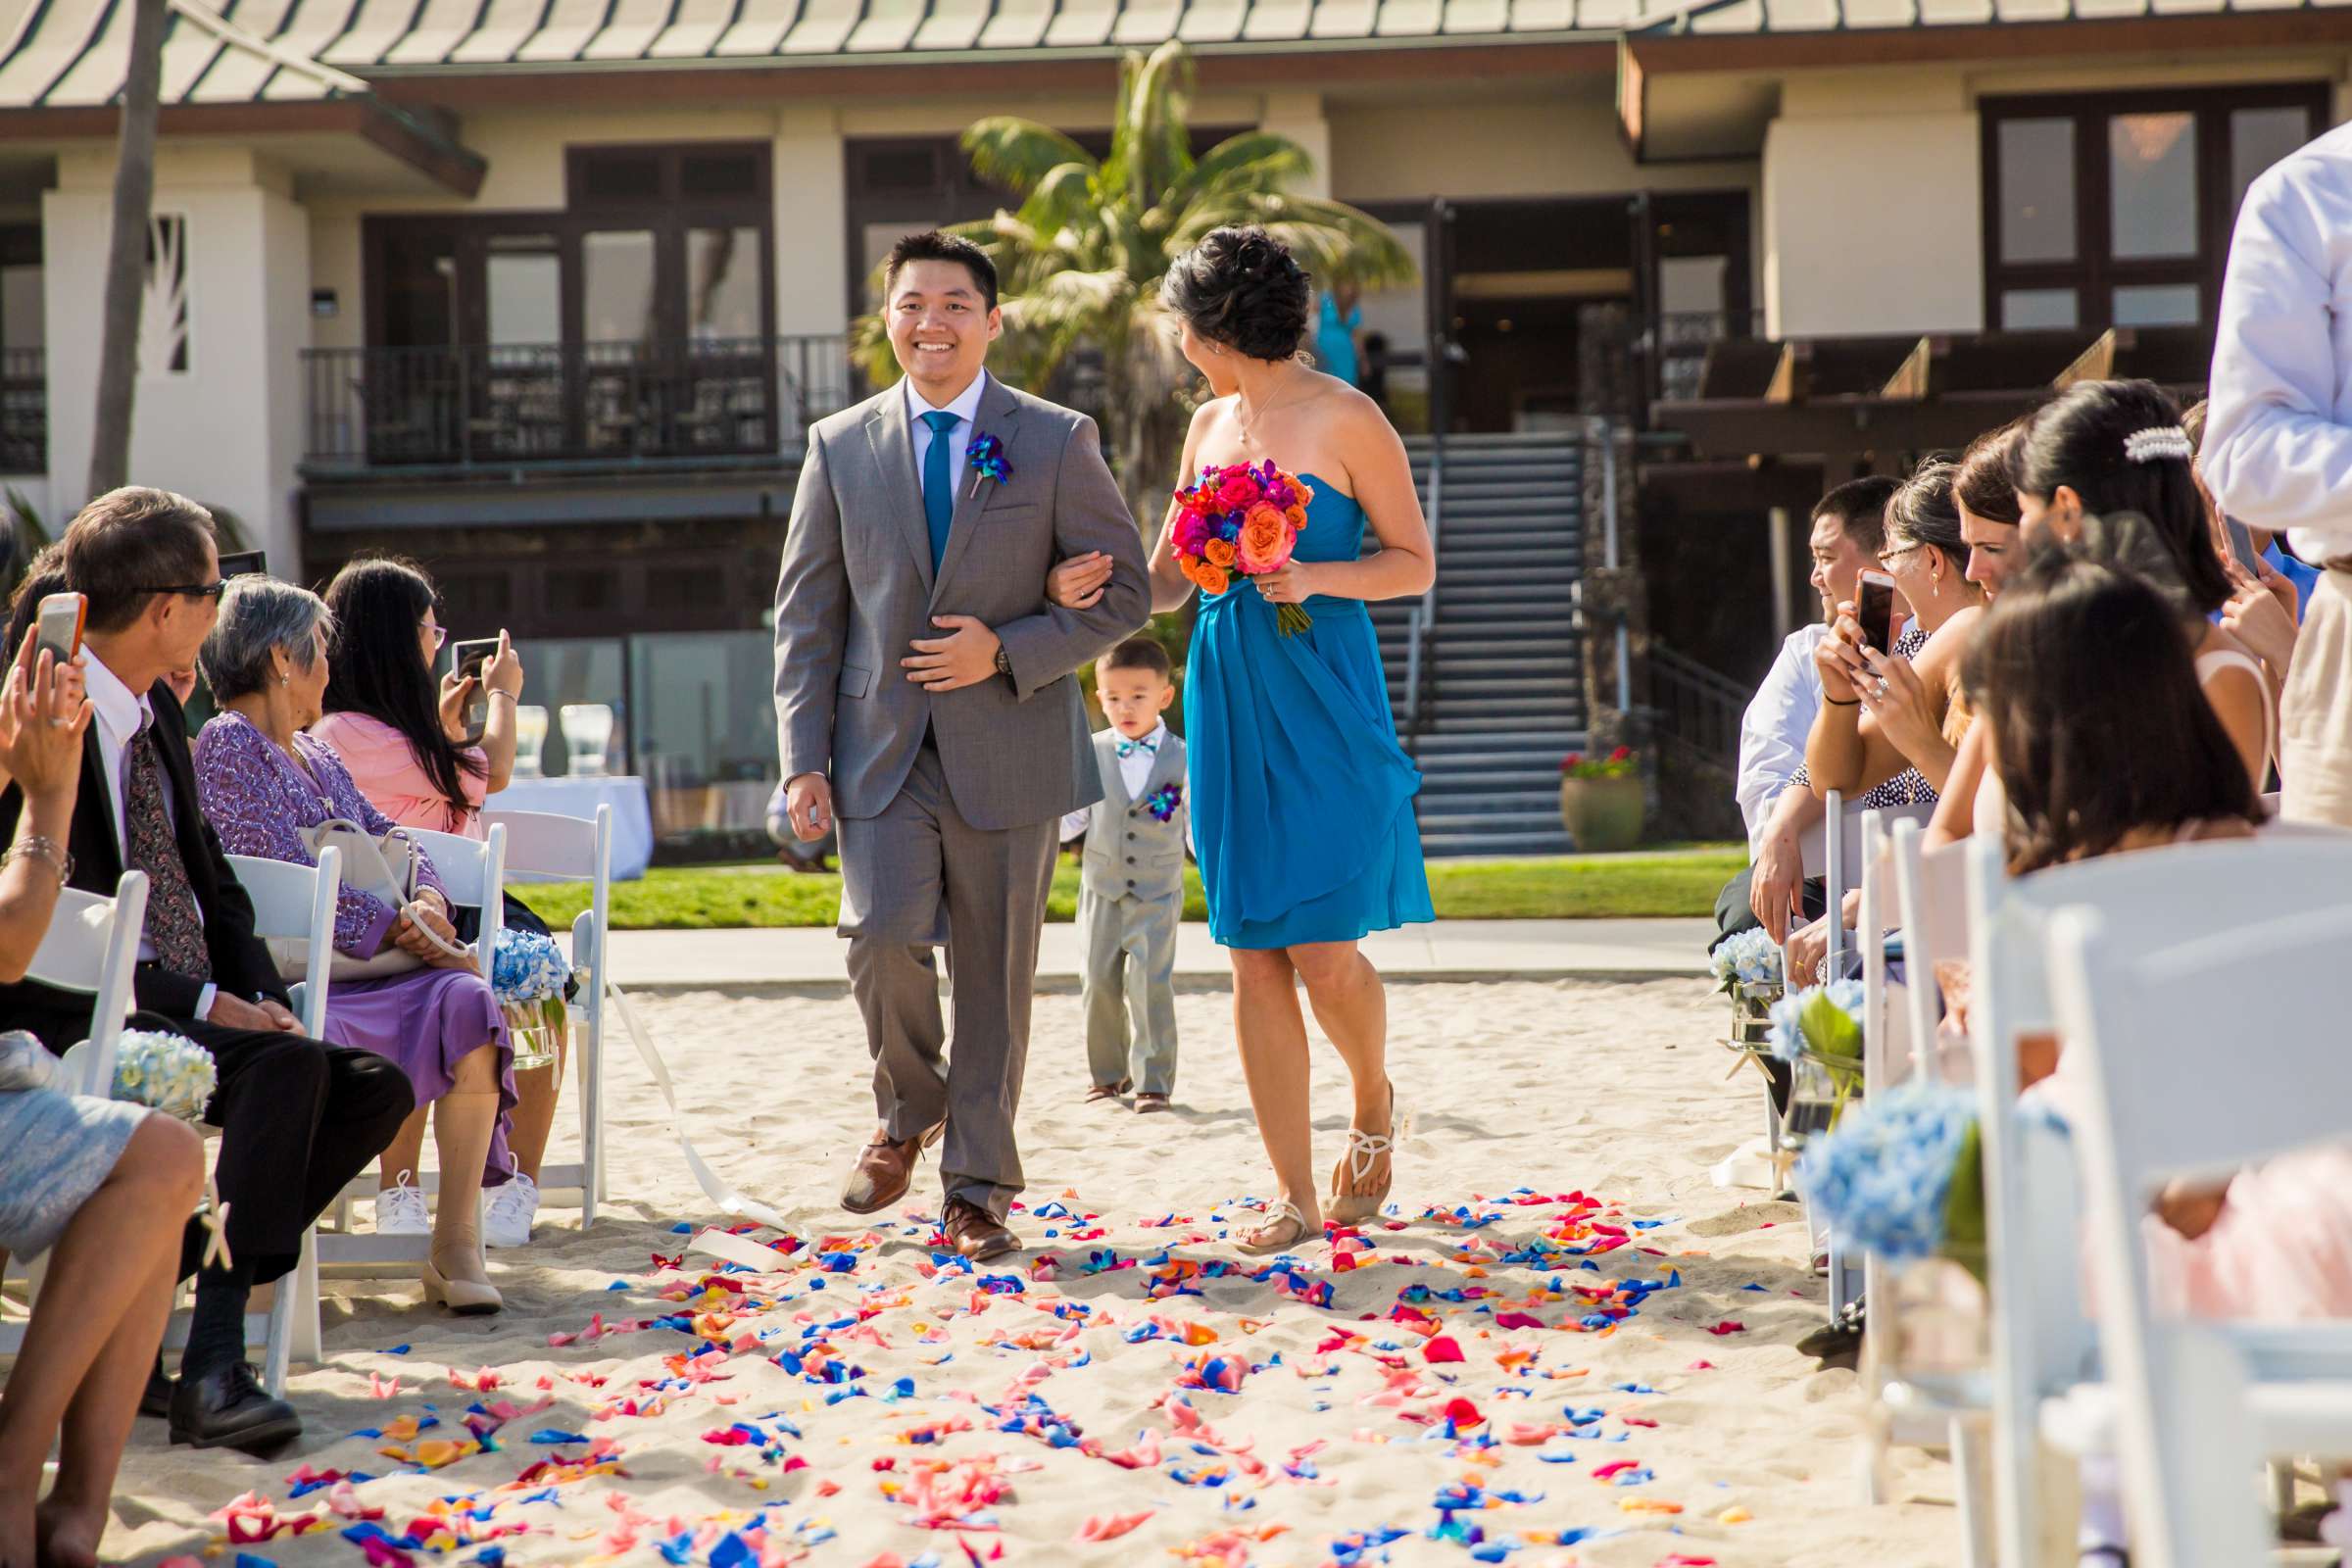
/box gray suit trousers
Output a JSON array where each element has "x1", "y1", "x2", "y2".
[
  {"x1": 839, "y1": 743, "x2": 1056, "y2": 1220},
  {"x1": 1080, "y1": 888, "x2": 1180, "y2": 1096}
]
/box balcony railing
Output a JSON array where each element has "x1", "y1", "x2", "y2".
[
  {"x1": 1650, "y1": 310, "x2": 1766, "y2": 406},
  {"x1": 300, "y1": 335, "x2": 854, "y2": 474},
  {"x1": 2, "y1": 347, "x2": 44, "y2": 475}
]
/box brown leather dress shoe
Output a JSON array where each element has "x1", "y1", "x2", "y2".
[
  {"x1": 841, "y1": 1121, "x2": 942, "y2": 1215},
  {"x1": 942, "y1": 1198, "x2": 1019, "y2": 1261}
]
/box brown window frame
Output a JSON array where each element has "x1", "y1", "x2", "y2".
[{"x1": 1980, "y1": 82, "x2": 2329, "y2": 333}]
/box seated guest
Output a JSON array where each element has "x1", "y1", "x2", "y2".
[
  {"x1": 1805, "y1": 459, "x2": 1987, "y2": 802},
  {"x1": 1955, "y1": 419, "x2": 2027, "y2": 600},
  {"x1": 312, "y1": 557, "x2": 558, "y2": 1250},
  {"x1": 1960, "y1": 548, "x2": 2350, "y2": 1561},
  {"x1": 1726, "y1": 477, "x2": 1899, "y2": 949},
  {"x1": 2182, "y1": 400, "x2": 2303, "y2": 723},
  {"x1": 0, "y1": 621, "x2": 206, "y2": 1568},
  {"x1": 193, "y1": 578, "x2": 515, "y2": 1314},
  {"x1": 1929, "y1": 382, "x2": 2275, "y2": 852},
  {"x1": 0, "y1": 488, "x2": 414, "y2": 1454}
]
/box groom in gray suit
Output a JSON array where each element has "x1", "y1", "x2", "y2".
[{"x1": 772, "y1": 230, "x2": 1149, "y2": 1259}]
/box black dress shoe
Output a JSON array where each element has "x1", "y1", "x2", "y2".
[
  {"x1": 169, "y1": 1362, "x2": 302, "y2": 1453},
  {"x1": 139, "y1": 1365, "x2": 173, "y2": 1419}
]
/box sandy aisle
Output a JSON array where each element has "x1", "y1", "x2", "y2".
[{"x1": 99, "y1": 977, "x2": 1957, "y2": 1566}]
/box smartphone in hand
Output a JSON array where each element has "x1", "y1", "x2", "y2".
[
  {"x1": 1855, "y1": 571, "x2": 1898, "y2": 656},
  {"x1": 33, "y1": 592, "x2": 84, "y2": 667},
  {"x1": 448, "y1": 636, "x2": 500, "y2": 746},
  {"x1": 218, "y1": 549, "x2": 267, "y2": 580},
  {"x1": 2222, "y1": 514, "x2": 2263, "y2": 575}
]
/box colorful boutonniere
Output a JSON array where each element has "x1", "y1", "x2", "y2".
[
  {"x1": 1144, "y1": 783, "x2": 1183, "y2": 823},
  {"x1": 967, "y1": 432, "x2": 1011, "y2": 494}
]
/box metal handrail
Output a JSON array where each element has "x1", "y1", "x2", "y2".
[
  {"x1": 1649, "y1": 641, "x2": 1749, "y2": 762},
  {"x1": 1400, "y1": 432, "x2": 1443, "y2": 738}
]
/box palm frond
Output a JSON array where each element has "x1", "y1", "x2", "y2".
[
  {"x1": 1182, "y1": 132, "x2": 1311, "y2": 197},
  {"x1": 961, "y1": 119, "x2": 1097, "y2": 199}
]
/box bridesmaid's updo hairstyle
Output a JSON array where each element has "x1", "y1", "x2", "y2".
[
  {"x1": 2017, "y1": 377, "x2": 2230, "y2": 614},
  {"x1": 1160, "y1": 226, "x2": 1311, "y2": 363}
]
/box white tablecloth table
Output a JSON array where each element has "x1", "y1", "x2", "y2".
[{"x1": 491, "y1": 775, "x2": 656, "y2": 880}]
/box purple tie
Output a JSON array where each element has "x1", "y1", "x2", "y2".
[{"x1": 124, "y1": 724, "x2": 210, "y2": 982}]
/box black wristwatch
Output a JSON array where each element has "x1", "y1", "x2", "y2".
[{"x1": 994, "y1": 646, "x2": 1013, "y2": 679}]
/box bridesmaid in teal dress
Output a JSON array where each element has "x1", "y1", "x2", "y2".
[{"x1": 1052, "y1": 228, "x2": 1435, "y2": 1253}]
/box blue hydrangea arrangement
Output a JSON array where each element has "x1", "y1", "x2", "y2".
[
  {"x1": 492, "y1": 928, "x2": 572, "y2": 1068},
  {"x1": 1766, "y1": 978, "x2": 1865, "y2": 1064},
  {"x1": 112, "y1": 1029, "x2": 218, "y2": 1121},
  {"x1": 1709, "y1": 927, "x2": 1783, "y2": 994},
  {"x1": 1796, "y1": 1080, "x2": 1978, "y2": 1263}
]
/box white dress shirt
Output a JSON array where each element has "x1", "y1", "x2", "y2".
[
  {"x1": 83, "y1": 653, "x2": 215, "y2": 1018},
  {"x1": 1060, "y1": 721, "x2": 1172, "y2": 843},
  {"x1": 1737, "y1": 624, "x2": 1827, "y2": 861},
  {"x1": 905, "y1": 369, "x2": 990, "y2": 498},
  {"x1": 2203, "y1": 121, "x2": 2352, "y2": 561}
]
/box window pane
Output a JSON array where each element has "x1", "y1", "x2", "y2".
[
  {"x1": 2113, "y1": 283, "x2": 2201, "y2": 327},
  {"x1": 2230, "y1": 106, "x2": 2316, "y2": 219},
  {"x1": 583, "y1": 230, "x2": 658, "y2": 343},
  {"x1": 576, "y1": 150, "x2": 663, "y2": 205},
  {"x1": 2002, "y1": 288, "x2": 2079, "y2": 329},
  {"x1": 1, "y1": 264, "x2": 42, "y2": 351},
  {"x1": 686, "y1": 226, "x2": 762, "y2": 342},
  {"x1": 2109, "y1": 112, "x2": 2198, "y2": 259},
  {"x1": 1999, "y1": 119, "x2": 2077, "y2": 264},
  {"x1": 629, "y1": 631, "x2": 779, "y2": 842},
  {"x1": 681, "y1": 151, "x2": 760, "y2": 201},
  {"x1": 510, "y1": 638, "x2": 627, "y2": 777},
  {"x1": 485, "y1": 235, "x2": 560, "y2": 349}
]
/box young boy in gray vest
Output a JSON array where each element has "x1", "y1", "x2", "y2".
[{"x1": 1058, "y1": 637, "x2": 1190, "y2": 1113}]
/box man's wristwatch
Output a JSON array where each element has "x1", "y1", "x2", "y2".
[{"x1": 994, "y1": 646, "x2": 1013, "y2": 679}]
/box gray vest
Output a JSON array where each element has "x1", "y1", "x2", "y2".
[{"x1": 1081, "y1": 727, "x2": 1188, "y2": 902}]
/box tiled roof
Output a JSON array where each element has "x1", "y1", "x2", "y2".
[
  {"x1": 0, "y1": 0, "x2": 368, "y2": 107},
  {"x1": 1632, "y1": 0, "x2": 2342, "y2": 34},
  {"x1": 0, "y1": 0, "x2": 1615, "y2": 105}
]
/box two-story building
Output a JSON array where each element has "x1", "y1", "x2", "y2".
[{"x1": 0, "y1": 0, "x2": 2343, "y2": 846}]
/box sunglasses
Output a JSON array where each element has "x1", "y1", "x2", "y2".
[{"x1": 145, "y1": 580, "x2": 229, "y2": 601}]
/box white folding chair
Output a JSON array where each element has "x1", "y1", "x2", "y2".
[
  {"x1": 0, "y1": 872, "x2": 149, "y2": 1360},
  {"x1": 1889, "y1": 819, "x2": 1970, "y2": 1085},
  {"x1": 1970, "y1": 835, "x2": 2352, "y2": 1566},
  {"x1": 318, "y1": 823, "x2": 506, "y2": 1272},
  {"x1": 483, "y1": 806, "x2": 613, "y2": 1224},
  {"x1": 221, "y1": 850, "x2": 341, "y2": 1381},
  {"x1": 2048, "y1": 903, "x2": 2352, "y2": 1568}
]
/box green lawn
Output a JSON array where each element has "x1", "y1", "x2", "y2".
[{"x1": 515, "y1": 848, "x2": 1745, "y2": 930}]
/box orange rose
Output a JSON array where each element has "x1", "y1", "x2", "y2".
[
  {"x1": 1239, "y1": 503, "x2": 1297, "y2": 573},
  {"x1": 1203, "y1": 537, "x2": 1237, "y2": 567},
  {"x1": 1195, "y1": 561, "x2": 1230, "y2": 595},
  {"x1": 1285, "y1": 504, "x2": 1308, "y2": 530}
]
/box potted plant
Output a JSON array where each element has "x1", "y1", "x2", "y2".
[{"x1": 1558, "y1": 746, "x2": 1642, "y2": 852}]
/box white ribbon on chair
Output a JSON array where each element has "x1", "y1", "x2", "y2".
[{"x1": 606, "y1": 982, "x2": 789, "y2": 1233}]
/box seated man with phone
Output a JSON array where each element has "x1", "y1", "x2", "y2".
[{"x1": 0, "y1": 491, "x2": 413, "y2": 1453}]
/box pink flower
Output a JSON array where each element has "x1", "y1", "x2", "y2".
[
  {"x1": 1236, "y1": 503, "x2": 1296, "y2": 573},
  {"x1": 1217, "y1": 471, "x2": 1261, "y2": 511}
]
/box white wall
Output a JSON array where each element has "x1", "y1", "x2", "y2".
[
  {"x1": 1761, "y1": 102, "x2": 1982, "y2": 337},
  {"x1": 43, "y1": 148, "x2": 309, "y2": 565}
]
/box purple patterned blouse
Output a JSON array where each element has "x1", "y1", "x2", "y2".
[{"x1": 193, "y1": 712, "x2": 449, "y2": 957}]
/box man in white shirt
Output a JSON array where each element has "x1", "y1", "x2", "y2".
[
  {"x1": 2203, "y1": 121, "x2": 2352, "y2": 825},
  {"x1": 1714, "y1": 477, "x2": 1900, "y2": 948}
]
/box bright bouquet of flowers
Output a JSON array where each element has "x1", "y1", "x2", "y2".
[
  {"x1": 493, "y1": 927, "x2": 572, "y2": 1072},
  {"x1": 1168, "y1": 460, "x2": 1315, "y2": 636}
]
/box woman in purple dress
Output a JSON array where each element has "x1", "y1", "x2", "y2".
[{"x1": 192, "y1": 578, "x2": 514, "y2": 1315}]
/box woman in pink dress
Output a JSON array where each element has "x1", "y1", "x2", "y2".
[
  {"x1": 311, "y1": 558, "x2": 559, "y2": 1252},
  {"x1": 194, "y1": 578, "x2": 514, "y2": 1314}
]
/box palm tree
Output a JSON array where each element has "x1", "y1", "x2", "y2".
[
  {"x1": 854, "y1": 39, "x2": 1413, "y2": 531},
  {"x1": 88, "y1": 0, "x2": 170, "y2": 498}
]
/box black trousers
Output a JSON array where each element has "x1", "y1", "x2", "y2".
[
  {"x1": 146, "y1": 1011, "x2": 415, "y2": 1286},
  {"x1": 1709, "y1": 865, "x2": 1828, "y2": 954}
]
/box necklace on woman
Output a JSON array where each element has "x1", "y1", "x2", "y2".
[{"x1": 1236, "y1": 364, "x2": 1314, "y2": 452}]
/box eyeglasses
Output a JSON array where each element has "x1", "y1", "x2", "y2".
[
  {"x1": 144, "y1": 580, "x2": 229, "y2": 601},
  {"x1": 1876, "y1": 544, "x2": 1922, "y2": 568},
  {"x1": 421, "y1": 623, "x2": 448, "y2": 654}
]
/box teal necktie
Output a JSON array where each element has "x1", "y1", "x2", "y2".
[{"x1": 920, "y1": 410, "x2": 958, "y2": 571}]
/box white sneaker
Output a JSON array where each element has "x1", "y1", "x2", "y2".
[
  {"x1": 482, "y1": 1172, "x2": 540, "y2": 1250},
  {"x1": 376, "y1": 1174, "x2": 429, "y2": 1236}
]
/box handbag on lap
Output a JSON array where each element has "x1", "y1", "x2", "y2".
[{"x1": 267, "y1": 818, "x2": 473, "y2": 983}]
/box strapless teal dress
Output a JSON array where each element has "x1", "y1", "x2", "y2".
[{"x1": 1185, "y1": 475, "x2": 1435, "y2": 950}]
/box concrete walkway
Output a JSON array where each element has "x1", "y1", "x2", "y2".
[{"x1": 606, "y1": 917, "x2": 1715, "y2": 992}]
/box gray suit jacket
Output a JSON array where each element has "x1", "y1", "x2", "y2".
[{"x1": 772, "y1": 373, "x2": 1151, "y2": 831}]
